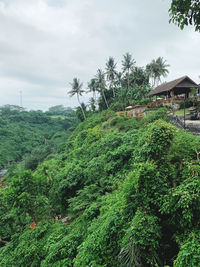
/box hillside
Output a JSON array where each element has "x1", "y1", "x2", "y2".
[
  {"x1": 0, "y1": 105, "x2": 78, "y2": 170},
  {"x1": 0, "y1": 108, "x2": 200, "y2": 266}
]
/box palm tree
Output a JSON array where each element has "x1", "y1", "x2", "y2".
[
  {"x1": 116, "y1": 87, "x2": 128, "y2": 110},
  {"x1": 146, "y1": 60, "x2": 160, "y2": 87},
  {"x1": 68, "y1": 77, "x2": 86, "y2": 120},
  {"x1": 122, "y1": 52, "x2": 136, "y2": 90},
  {"x1": 115, "y1": 71, "x2": 123, "y2": 88},
  {"x1": 89, "y1": 97, "x2": 96, "y2": 112},
  {"x1": 88, "y1": 78, "x2": 98, "y2": 102},
  {"x1": 146, "y1": 63, "x2": 154, "y2": 86},
  {"x1": 131, "y1": 66, "x2": 149, "y2": 86},
  {"x1": 95, "y1": 69, "x2": 109, "y2": 109},
  {"x1": 105, "y1": 57, "x2": 117, "y2": 97},
  {"x1": 146, "y1": 57, "x2": 169, "y2": 87},
  {"x1": 156, "y1": 57, "x2": 170, "y2": 82}
]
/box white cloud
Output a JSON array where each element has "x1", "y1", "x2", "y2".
[{"x1": 0, "y1": 0, "x2": 199, "y2": 110}]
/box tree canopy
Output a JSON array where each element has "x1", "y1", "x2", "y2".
[
  {"x1": 0, "y1": 105, "x2": 77, "y2": 169},
  {"x1": 169, "y1": 0, "x2": 200, "y2": 31},
  {"x1": 68, "y1": 78, "x2": 86, "y2": 120},
  {"x1": 67, "y1": 53, "x2": 169, "y2": 114}
]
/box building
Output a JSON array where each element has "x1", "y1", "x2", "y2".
[{"x1": 147, "y1": 76, "x2": 199, "y2": 99}]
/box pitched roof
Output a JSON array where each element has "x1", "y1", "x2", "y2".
[{"x1": 148, "y1": 76, "x2": 199, "y2": 97}]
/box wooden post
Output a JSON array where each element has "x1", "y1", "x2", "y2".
[{"x1": 184, "y1": 94, "x2": 186, "y2": 129}]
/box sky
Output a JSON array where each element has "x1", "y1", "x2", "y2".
[{"x1": 0, "y1": 0, "x2": 199, "y2": 110}]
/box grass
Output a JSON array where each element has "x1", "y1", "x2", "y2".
[{"x1": 174, "y1": 108, "x2": 190, "y2": 116}]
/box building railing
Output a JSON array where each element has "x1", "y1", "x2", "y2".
[{"x1": 170, "y1": 115, "x2": 200, "y2": 135}]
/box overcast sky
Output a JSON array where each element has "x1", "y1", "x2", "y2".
[{"x1": 0, "y1": 0, "x2": 199, "y2": 110}]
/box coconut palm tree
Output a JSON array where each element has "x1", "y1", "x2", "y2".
[
  {"x1": 105, "y1": 56, "x2": 117, "y2": 97},
  {"x1": 95, "y1": 69, "x2": 109, "y2": 109},
  {"x1": 88, "y1": 78, "x2": 98, "y2": 102},
  {"x1": 156, "y1": 57, "x2": 170, "y2": 82},
  {"x1": 146, "y1": 60, "x2": 159, "y2": 87},
  {"x1": 88, "y1": 97, "x2": 96, "y2": 112},
  {"x1": 68, "y1": 77, "x2": 86, "y2": 120},
  {"x1": 122, "y1": 52, "x2": 136, "y2": 90},
  {"x1": 114, "y1": 71, "x2": 123, "y2": 88},
  {"x1": 146, "y1": 57, "x2": 170, "y2": 87}
]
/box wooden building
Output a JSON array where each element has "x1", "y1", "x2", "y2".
[{"x1": 147, "y1": 76, "x2": 199, "y2": 99}]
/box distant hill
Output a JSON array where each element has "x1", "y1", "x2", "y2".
[{"x1": 0, "y1": 105, "x2": 78, "y2": 169}]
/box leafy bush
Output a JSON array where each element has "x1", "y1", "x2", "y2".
[
  {"x1": 174, "y1": 232, "x2": 200, "y2": 267},
  {"x1": 119, "y1": 210, "x2": 161, "y2": 266},
  {"x1": 141, "y1": 107, "x2": 169, "y2": 125},
  {"x1": 137, "y1": 119, "x2": 176, "y2": 161}
]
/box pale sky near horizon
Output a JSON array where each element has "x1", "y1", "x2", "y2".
[{"x1": 0, "y1": 0, "x2": 199, "y2": 110}]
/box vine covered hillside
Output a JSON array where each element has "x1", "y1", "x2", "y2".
[{"x1": 0, "y1": 108, "x2": 200, "y2": 266}]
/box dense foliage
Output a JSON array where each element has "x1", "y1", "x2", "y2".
[
  {"x1": 0, "y1": 108, "x2": 200, "y2": 266},
  {"x1": 0, "y1": 105, "x2": 78, "y2": 169},
  {"x1": 68, "y1": 53, "x2": 170, "y2": 118},
  {"x1": 169, "y1": 0, "x2": 200, "y2": 31}
]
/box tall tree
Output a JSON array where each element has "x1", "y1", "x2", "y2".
[
  {"x1": 105, "y1": 57, "x2": 117, "y2": 97},
  {"x1": 146, "y1": 57, "x2": 170, "y2": 87},
  {"x1": 156, "y1": 57, "x2": 170, "y2": 80},
  {"x1": 122, "y1": 52, "x2": 136, "y2": 90},
  {"x1": 130, "y1": 67, "x2": 149, "y2": 86},
  {"x1": 68, "y1": 78, "x2": 86, "y2": 120},
  {"x1": 88, "y1": 97, "x2": 96, "y2": 112},
  {"x1": 95, "y1": 69, "x2": 109, "y2": 109},
  {"x1": 115, "y1": 71, "x2": 123, "y2": 88},
  {"x1": 146, "y1": 61, "x2": 157, "y2": 87},
  {"x1": 169, "y1": 0, "x2": 200, "y2": 31},
  {"x1": 88, "y1": 78, "x2": 98, "y2": 102}
]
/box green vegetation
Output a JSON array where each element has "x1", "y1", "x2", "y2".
[
  {"x1": 0, "y1": 105, "x2": 78, "y2": 169},
  {"x1": 0, "y1": 1, "x2": 199, "y2": 265},
  {"x1": 169, "y1": 0, "x2": 200, "y2": 31},
  {"x1": 0, "y1": 107, "x2": 200, "y2": 266},
  {"x1": 67, "y1": 53, "x2": 170, "y2": 119},
  {"x1": 68, "y1": 78, "x2": 86, "y2": 120},
  {"x1": 146, "y1": 57, "x2": 169, "y2": 87},
  {"x1": 174, "y1": 108, "x2": 190, "y2": 116}
]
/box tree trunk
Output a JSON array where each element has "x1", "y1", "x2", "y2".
[
  {"x1": 94, "y1": 91, "x2": 98, "y2": 105},
  {"x1": 102, "y1": 89, "x2": 109, "y2": 108},
  {"x1": 77, "y1": 94, "x2": 86, "y2": 120},
  {"x1": 153, "y1": 76, "x2": 156, "y2": 87},
  {"x1": 127, "y1": 69, "x2": 130, "y2": 91},
  {"x1": 111, "y1": 83, "x2": 115, "y2": 97},
  {"x1": 112, "y1": 87, "x2": 115, "y2": 97}
]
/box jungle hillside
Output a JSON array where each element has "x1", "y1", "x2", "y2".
[
  {"x1": 1, "y1": 0, "x2": 200, "y2": 265},
  {"x1": 0, "y1": 106, "x2": 200, "y2": 266}
]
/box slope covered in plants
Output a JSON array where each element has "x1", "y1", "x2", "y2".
[{"x1": 0, "y1": 108, "x2": 200, "y2": 266}]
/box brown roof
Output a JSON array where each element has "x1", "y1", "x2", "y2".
[{"x1": 148, "y1": 76, "x2": 199, "y2": 97}]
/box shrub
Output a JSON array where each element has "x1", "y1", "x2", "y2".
[
  {"x1": 137, "y1": 119, "x2": 176, "y2": 161},
  {"x1": 174, "y1": 232, "x2": 200, "y2": 267},
  {"x1": 119, "y1": 210, "x2": 161, "y2": 266}
]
